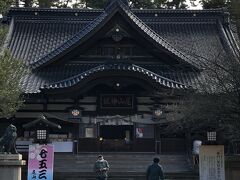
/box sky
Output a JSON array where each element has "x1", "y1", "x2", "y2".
[
  {"x1": 187, "y1": 0, "x2": 202, "y2": 9},
  {"x1": 67, "y1": 0, "x2": 203, "y2": 9},
  {"x1": 10, "y1": 0, "x2": 203, "y2": 10}
]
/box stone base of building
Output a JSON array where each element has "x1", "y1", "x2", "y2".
[{"x1": 0, "y1": 154, "x2": 26, "y2": 180}]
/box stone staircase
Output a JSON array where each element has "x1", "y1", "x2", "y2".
[{"x1": 53, "y1": 153, "x2": 199, "y2": 180}]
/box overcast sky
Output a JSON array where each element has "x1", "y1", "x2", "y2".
[
  {"x1": 15, "y1": 0, "x2": 203, "y2": 9},
  {"x1": 187, "y1": 0, "x2": 202, "y2": 9},
  {"x1": 67, "y1": 0, "x2": 203, "y2": 9}
]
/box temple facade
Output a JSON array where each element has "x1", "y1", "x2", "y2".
[{"x1": 2, "y1": 0, "x2": 239, "y2": 153}]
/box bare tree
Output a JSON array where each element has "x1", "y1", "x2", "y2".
[{"x1": 164, "y1": 45, "x2": 240, "y2": 151}]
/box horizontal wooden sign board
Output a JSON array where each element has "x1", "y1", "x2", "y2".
[{"x1": 100, "y1": 94, "x2": 134, "y2": 109}]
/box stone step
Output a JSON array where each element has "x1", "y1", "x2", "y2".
[
  {"x1": 55, "y1": 153, "x2": 197, "y2": 179},
  {"x1": 54, "y1": 154, "x2": 191, "y2": 173},
  {"x1": 65, "y1": 178, "x2": 198, "y2": 180},
  {"x1": 22, "y1": 153, "x2": 198, "y2": 180},
  {"x1": 55, "y1": 172, "x2": 199, "y2": 180}
]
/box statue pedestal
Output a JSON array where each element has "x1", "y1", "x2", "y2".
[{"x1": 0, "y1": 154, "x2": 26, "y2": 180}]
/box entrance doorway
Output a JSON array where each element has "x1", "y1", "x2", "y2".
[
  {"x1": 100, "y1": 125, "x2": 133, "y2": 139},
  {"x1": 99, "y1": 125, "x2": 133, "y2": 151}
]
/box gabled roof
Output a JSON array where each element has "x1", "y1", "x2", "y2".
[
  {"x1": 7, "y1": 5, "x2": 238, "y2": 66},
  {"x1": 6, "y1": 1, "x2": 240, "y2": 94},
  {"x1": 10, "y1": 0, "x2": 201, "y2": 70},
  {"x1": 23, "y1": 115, "x2": 61, "y2": 129}
]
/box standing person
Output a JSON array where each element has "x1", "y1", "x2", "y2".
[
  {"x1": 93, "y1": 155, "x2": 110, "y2": 180},
  {"x1": 192, "y1": 139, "x2": 202, "y2": 166},
  {"x1": 146, "y1": 157, "x2": 164, "y2": 180}
]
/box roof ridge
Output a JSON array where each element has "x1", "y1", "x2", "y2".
[
  {"x1": 9, "y1": 7, "x2": 103, "y2": 13},
  {"x1": 118, "y1": 2, "x2": 200, "y2": 69},
  {"x1": 133, "y1": 8, "x2": 226, "y2": 13},
  {"x1": 9, "y1": 7, "x2": 226, "y2": 13},
  {"x1": 29, "y1": 11, "x2": 108, "y2": 68}
]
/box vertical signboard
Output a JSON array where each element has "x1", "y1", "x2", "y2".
[
  {"x1": 27, "y1": 144, "x2": 54, "y2": 180},
  {"x1": 199, "y1": 145, "x2": 225, "y2": 180}
]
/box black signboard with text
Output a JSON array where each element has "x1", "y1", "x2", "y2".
[{"x1": 98, "y1": 94, "x2": 136, "y2": 115}]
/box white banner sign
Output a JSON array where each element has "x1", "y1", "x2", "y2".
[
  {"x1": 199, "y1": 145, "x2": 225, "y2": 180},
  {"x1": 27, "y1": 144, "x2": 54, "y2": 180}
]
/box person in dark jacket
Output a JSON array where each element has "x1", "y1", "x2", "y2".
[
  {"x1": 93, "y1": 155, "x2": 109, "y2": 180},
  {"x1": 146, "y1": 157, "x2": 164, "y2": 180}
]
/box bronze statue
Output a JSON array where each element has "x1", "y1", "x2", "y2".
[{"x1": 0, "y1": 124, "x2": 18, "y2": 154}]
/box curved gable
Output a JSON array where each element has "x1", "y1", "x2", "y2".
[{"x1": 42, "y1": 63, "x2": 189, "y2": 92}]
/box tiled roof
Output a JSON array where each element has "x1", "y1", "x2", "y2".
[
  {"x1": 23, "y1": 115, "x2": 61, "y2": 129},
  {"x1": 116, "y1": 1, "x2": 201, "y2": 69},
  {"x1": 9, "y1": 19, "x2": 89, "y2": 64},
  {"x1": 20, "y1": 63, "x2": 207, "y2": 94},
  {"x1": 21, "y1": 0, "x2": 201, "y2": 69},
  {"x1": 6, "y1": 0, "x2": 239, "y2": 94},
  {"x1": 44, "y1": 63, "x2": 189, "y2": 90},
  {"x1": 21, "y1": 63, "x2": 100, "y2": 93}
]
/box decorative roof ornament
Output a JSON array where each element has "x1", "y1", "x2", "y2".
[{"x1": 111, "y1": 25, "x2": 128, "y2": 42}]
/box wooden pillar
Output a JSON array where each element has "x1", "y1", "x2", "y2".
[
  {"x1": 185, "y1": 131, "x2": 192, "y2": 156},
  {"x1": 155, "y1": 125, "x2": 161, "y2": 154}
]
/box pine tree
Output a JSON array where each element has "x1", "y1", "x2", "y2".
[
  {"x1": 0, "y1": 0, "x2": 27, "y2": 118},
  {"x1": 83, "y1": 0, "x2": 190, "y2": 9},
  {"x1": 0, "y1": 0, "x2": 14, "y2": 14},
  {"x1": 0, "y1": 50, "x2": 26, "y2": 118},
  {"x1": 201, "y1": 0, "x2": 229, "y2": 9},
  {"x1": 130, "y1": 0, "x2": 154, "y2": 9}
]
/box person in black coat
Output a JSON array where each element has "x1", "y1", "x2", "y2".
[{"x1": 146, "y1": 157, "x2": 164, "y2": 180}]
